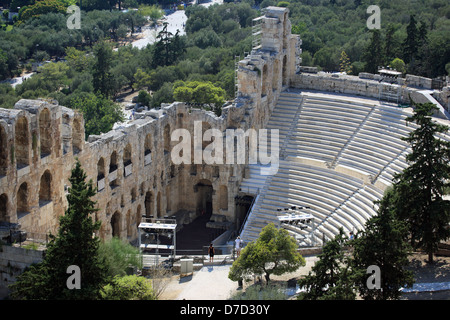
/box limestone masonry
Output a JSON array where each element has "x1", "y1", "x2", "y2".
[{"x1": 0, "y1": 7, "x2": 449, "y2": 248}]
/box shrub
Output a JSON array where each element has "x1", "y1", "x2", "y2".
[{"x1": 101, "y1": 275, "x2": 156, "y2": 300}]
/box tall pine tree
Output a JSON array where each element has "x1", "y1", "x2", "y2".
[
  {"x1": 362, "y1": 29, "x2": 384, "y2": 74},
  {"x1": 394, "y1": 103, "x2": 450, "y2": 263},
  {"x1": 402, "y1": 15, "x2": 418, "y2": 65},
  {"x1": 352, "y1": 188, "x2": 414, "y2": 300},
  {"x1": 297, "y1": 229, "x2": 356, "y2": 300},
  {"x1": 11, "y1": 160, "x2": 108, "y2": 299}
]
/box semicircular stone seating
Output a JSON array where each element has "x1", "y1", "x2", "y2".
[{"x1": 239, "y1": 91, "x2": 436, "y2": 246}]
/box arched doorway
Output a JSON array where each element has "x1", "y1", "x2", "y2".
[
  {"x1": 196, "y1": 179, "x2": 213, "y2": 216},
  {"x1": 17, "y1": 182, "x2": 28, "y2": 215},
  {"x1": 145, "y1": 191, "x2": 153, "y2": 218},
  {"x1": 15, "y1": 116, "x2": 29, "y2": 168},
  {"x1": 39, "y1": 170, "x2": 52, "y2": 205},
  {"x1": 111, "y1": 211, "x2": 121, "y2": 238}
]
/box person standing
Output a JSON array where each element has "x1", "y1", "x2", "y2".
[
  {"x1": 208, "y1": 243, "x2": 215, "y2": 263},
  {"x1": 235, "y1": 236, "x2": 242, "y2": 257}
]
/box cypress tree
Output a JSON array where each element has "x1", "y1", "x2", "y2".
[
  {"x1": 402, "y1": 15, "x2": 418, "y2": 64},
  {"x1": 10, "y1": 160, "x2": 108, "y2": 299},
  {"x1": 297, "y1": 229, "x2": 356, "y2": 300},
  {"x1": 362, "y1": 29, "x2": 384, "y2": 74},
  {"x1": 352, "y1": 188, "x2": 414, "y2": 300},
  {"x1": 394, "y1": 103, "x2": 450, "y2": 263}
]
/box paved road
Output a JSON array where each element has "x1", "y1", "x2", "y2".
[{"x1": 132, "y1": 0, "x2": 223, "y2": 49}]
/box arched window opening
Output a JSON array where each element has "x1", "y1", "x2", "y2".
[
  {"x1": 17, "y1": 182, "x2": 29, "y2": 215},
  {"x1": 39, "y1": 108, "x2": 51, "y2": 157},
  {"x1": 144, "y1": 134, "x2": 152, "y2": 165},
  {"x1": 72, "y1": 118, "x2": 83, "y2": 154},
  {"x1": 39, "y1": 170, "x2": 52, "y2": 205},
  {"x1": 15, "y1": 117, "x2": 30, "y2": 168}
]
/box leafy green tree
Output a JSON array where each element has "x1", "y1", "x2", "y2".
[
  {"x1": 137, "y1": 4, "x2": 163, "y2": 25},
  {"x1": 228, "y1": 223, "x2": 305, "y2": 284},
  {"x1": 10, "y1": 160, "x2": 108, "y2": 299},
  {"x1": 390, "y1": 57, "x2": 406, "y2": 74},
  {"x1": 173, "y1": 80, "x2": 226, "y2": 116},
  {"x1": 72, "y1": 93, "x2": 124, "y2": 138},
  {"x1": 132, "y1": 67, "x2": 152, "y2": 91},
  {"x1": 352, "y1": 188, "x2": 414, "y2": 300},
  {"x1": 19, "y1": 0, "x2": 67, "y2": 22},
  {"x1": 100, "y1": 275, "x2": 156, "y2": 300},
  {"x1": 98, "y1": 237, "x2": 143, "y2": 279},
  {"x1": 65, "y1": 47, "x2": 92, "y2": 72},
  {"x1": 393, "y1": 103, "x2": 450, "y2": 263},
  {"x1": 297, "y1": 229, "x2": 356, "y2": 300}
]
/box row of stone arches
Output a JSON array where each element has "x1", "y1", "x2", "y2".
[
  {"x1": 105, "y1": 181, "x2": 229, "y2": 240},
  {"x1": 0, "y1": 110, "x2": 83, "y2": 175},
  {"x1": 0, "y1": 170, "x2": 53, "y2": 222}
]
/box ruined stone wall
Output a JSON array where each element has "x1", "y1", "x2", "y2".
[{"x1": 0, "y1": 5, "x2": 301, "y2": 243}]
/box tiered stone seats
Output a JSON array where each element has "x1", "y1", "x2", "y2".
[
  {"x1": 239, "y1": 92, "x2": 303, "y2": 195},
  {"x1": 239, "y1": 91, "x2": 444, "y2": 245},
  {"x1": 240, "y1": 160, "x2": 377, "y2": 245},
  {"x1": 286, "y1": 95, "x2": 374, "y2": 163},
  {"x1": 336, "y1": 105, "x2": 415, "y2": 181}
]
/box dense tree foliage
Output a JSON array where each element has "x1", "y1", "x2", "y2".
[
  {"x1": 10, "y1": 160, "x2": 109, "y2": 299},
  {"x1": 0, "y1": 0, "x2": 448, "y2": 142},
  {"x1": 391, "y1": 103, "x2": 450, "y2": 263},
  {"x1": 288, "y1": 0, "x2": 449, "y2": 77},
  {"x1": 297, "y1": 229, "x2": 356, "y2": 300},
  {"x1": 352, "y1": 188, "x2": 414, "y2": 300},
  {"x1": 228, "y1": 223, "x2": 306, "y2": 284}
]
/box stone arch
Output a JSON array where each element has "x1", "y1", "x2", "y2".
[
  {"x1": 39, "y1": 170, "x2": 52, "y2": 204},
  {"x1": 272, "y1": 59, "x2": 279, "y2": 91},
  {"x1": 136, "y1": 204, "x2": 142, "y2": 229},
  {"x1": 196, "y1": 179, "x2": 213, "y2": 216},
  {"x1": 72, "y1": 118, "x2": 83, "y2": 154},
  {"x1": 123, "y1": 144, "x2": 132, "y2": 177},
  {"x1": 123, "y1": 143, "x2": 132, "y2": 166},
  {"x1": 0, "y1": 124, "x2": 8, "y2": 176},
  {"x1": 62, "y1": 114, "x2": 71, "y2": 155},
  {"x1": 163, "y1": 124, "x2": 170, "y2": 154},
  {"x1": 111, "y1": 211, "x2": 121, "y2": 238},
  {"x1": 97, "y1": 157, "x2": 105, "y2": 180},
  {"x1": 109, "y1": 151, "x2": 119, "y2": 188},
  {"x1": 145, "y1": 191, "x2": 153, "y2": 217},
  {"x1": 17, "y1": 182, "x2": 29, "y2": 214},
  {"x1": 144, "y1": 133, "x2": 152, "y2": 155},
  {"x1": 126, "y1": 209, "x2": 132, "y2": 238},
  {"x1": 156, "y1": 191, "x2": 162, "y2": 218},
  {"x1": 110, "y1": 151, "x2": 118, "y2": 172},
  {"x1": 201, "y1": 121, "x2": 212, "y2": 151},
  {"x1": 15, "y1": 116, "x2": 29, "y2": 168},
  {"x1": 0, "y1": 193, "x2": 8, "y2": 222},
  {"x1": 39, "y1": 108, "x2": 51, "y2": 157},
  {"x1": 131, "y1": 187, "x2": 137, "y2": 202},
  {"x1": 262, "y1": 64, "x2": 268, "y2": 96},
  {"x1": 219, "y1": 185, "x2": 228, "y2": 210},
  {"x1": 282, "y1": 55, "x2": 288, "y2": 86}
]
